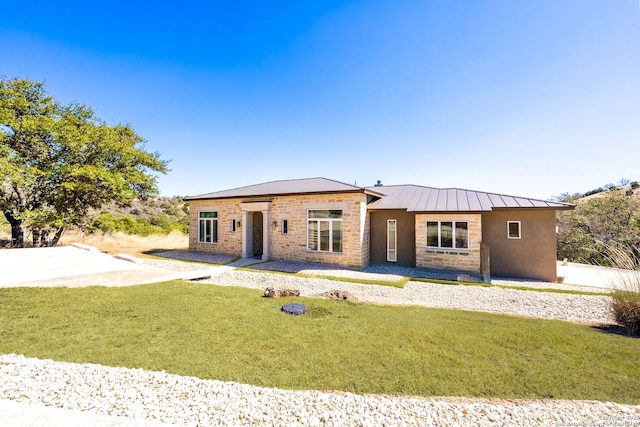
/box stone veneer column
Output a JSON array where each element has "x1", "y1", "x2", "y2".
[
  {"x1": 241, "y1": 210, "x2": 251, "y2": 259},
  {"x1": 262, "y1": 209, "x2": 271, "y2": 260}
]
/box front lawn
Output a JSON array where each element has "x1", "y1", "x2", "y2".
[{"x1": 0, "y1": 282, "x2": 638, "y2": 404}]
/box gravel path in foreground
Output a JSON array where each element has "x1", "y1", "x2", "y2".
[{"x1": 1, "y1": 354, "x2": 638, "y2": 427}]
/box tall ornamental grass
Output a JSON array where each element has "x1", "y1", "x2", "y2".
[{"x1": 605, "y1": 245, "x2": 640, "y2": 336}]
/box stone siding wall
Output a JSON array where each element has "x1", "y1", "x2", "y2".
[
  {"x1": 415, "y1": 213, "x2": 482, "y2": 273},
  {"x1": 188, "y1": 199, "x2": 243, "y2": 255},
  {"x1": 189, "y1": 192, "x2": 369, "y2": 268}
]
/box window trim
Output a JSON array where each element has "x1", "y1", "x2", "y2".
[
  {"x1": 426, "y1": 220, "x2": 469, "y2": 250},
  {"x1": 282, "y1": 219, "x2": 288, "y2": 235},
  {"x1": 198, "y1": 211, "x2": 218, "y2": 244},
  {"x1": 307, "y1": 209, "x2": 343, "y2": 253},
  {"x1": 507, "y1": 221, "x2": 521, "y2": 239}
]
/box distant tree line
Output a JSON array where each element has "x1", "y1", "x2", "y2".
[{"x1": 556, "y1": 182, "x2": 640, "y2": 266}]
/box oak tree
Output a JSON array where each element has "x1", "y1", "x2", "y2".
[{"x1": 0, "y1": 77, "x2": 167, "y2": 247}]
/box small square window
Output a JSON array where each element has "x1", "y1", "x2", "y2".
[
  {"x1": 507, "y1": 221, "x2": 521, "y2": 239},
  {"x1": 282, "y1": 219, "x2": 288, "y2": 234}
]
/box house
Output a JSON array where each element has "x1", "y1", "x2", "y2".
[{"x1": 184, "y1": 177, "x2": 574, "y2": 282}]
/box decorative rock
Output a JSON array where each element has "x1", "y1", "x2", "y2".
[
  {"x1": 264, "y1": 287, "x2": 301, "y2": 298},
  {"x1": 456, "y1": 274, "x2": 484, "y2": 283},
  {"x1": 317, "y1": 289, "x2": 357, "y2": 301}
]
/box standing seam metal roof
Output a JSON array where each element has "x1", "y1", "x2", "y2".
[
  {"x1": 365, "y1": 185, "x2": 573, "y2": 212},
  {"x1": 185, "y1": 178, "x2": 573, "y2": 211},
  {"x1": 185, "y1": 177, "x2": 370, "y2": 200}
]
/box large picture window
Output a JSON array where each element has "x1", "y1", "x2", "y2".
[
  {"x1": 426, "y1": 221, "x2": 468, "y2": 249},
  {"x1": 199, "y1": 212, "x2": 218, "y2": 243},
  {"x1": 307, "y1": 210, "x2": 342, "y2": 253}
]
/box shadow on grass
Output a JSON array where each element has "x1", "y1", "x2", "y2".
[{"x1": 591, "y1": 323, "x2": 639, "y2": 338}]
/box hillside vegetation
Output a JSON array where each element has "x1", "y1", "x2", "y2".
[
  {"x1": 88, "y1": 197, "x2": 189, "y2": 236},
  {"x1": 556, "y1": 179, "x2": 640, "y2": 266},
  {"x1": 1, "y1": 196, "x2": 189, "y2": 248}
]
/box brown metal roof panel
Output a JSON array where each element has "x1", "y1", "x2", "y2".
[
  {"x1": 474, "y1": 192, "x2": 493, "y2": 210},
  {"x1": 529, "y1": 199, "x2": 552, "y2": 207},
  {"x1": 434, "y1": 189, "x2": 448, "y2": 211},
  {"x1": 407, "y1": 186, "x2": 427, "y2": 211},
  {"x1": 487, "y1": 193, "x2": 508, "y2": 208},
  {"x1": 465, "y1": 190, "x2": 484, "y2": 211},
  {"x1": 499, "y1": 195, "x2": 519, "y2": 207},
  {"x1": 186, "y1": 177, "x2": 362, "y2": 200},
  {"x1": 445, "y1": 188, "x2": 457, "y2": 210},
  {"x1": 511, "y1": 196, "x2": 536, "y2": 208},
  {"x1": 459, "y1": 190, "x2": 473, "y2": 211}
]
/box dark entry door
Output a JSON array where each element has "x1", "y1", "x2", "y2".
[{"x1": 252, "y1": 211, "x2": 263, "y2": 257}]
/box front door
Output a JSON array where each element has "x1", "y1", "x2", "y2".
[{"x1": 252, "y1": 211, "x2": 263, "y2": 257}]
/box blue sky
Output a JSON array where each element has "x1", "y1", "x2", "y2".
[{"x1": 2, "y1": 0, "x2": 639, "y2": 199}]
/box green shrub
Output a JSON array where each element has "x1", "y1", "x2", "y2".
[
  {"x1": 90, "y1": 211, "x2": 118, "y2": 233},
  {"x1": 631, "y1": 181, "x2": 640, "y2": 190}
]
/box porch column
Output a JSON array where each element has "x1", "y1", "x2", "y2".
[
  {"x1": 241, "y1": 210, "x2": 251, "y2": 258},
  {"x1": 262, "y1": 209, "x2": 271, "y2": 260}
]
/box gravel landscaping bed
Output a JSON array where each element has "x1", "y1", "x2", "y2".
[
  {"x1": 1, "y1": 354, "x2": 637, "y2": 427},
  {"x1": 202, "y1": 270, "x2": 614, "y2": 325},
  {"x1": 141, "y1": 254, "x2": 614, "y2": 324}
]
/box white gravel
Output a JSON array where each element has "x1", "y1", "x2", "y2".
[
  {"x1": 200, "y1": 269, "x2": 614, "y2": 325},
  {"x1": 1, "y1": 354, "x2": 638, "y2": 426},
  {"x1": 1, "y1": 252, "x2": 632, "y2": 426}
]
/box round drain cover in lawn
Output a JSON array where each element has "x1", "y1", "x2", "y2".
[{"x1": 281, "y1": 303, "x2": 307, "y2": 315}]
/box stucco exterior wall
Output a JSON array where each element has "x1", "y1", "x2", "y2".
[
  {"x1": 369, "y1": 210, "x2": 416, "y2": 266},
  {"x1": 481, "y1": 209, "x2": 558, "y2": 282},
  {"x1": 414, "y1": 213, "x2": 482, "y2": 273},
  {"x1": 189, "y1": 192, "x2": 370, "y2": 268}
]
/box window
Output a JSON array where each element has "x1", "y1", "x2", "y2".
[
  {"x1": 231, "y1": 219, "x2": 237, "y2": 232},
  {"x1": 507, "y1": 221, "x2": 521, "y2": 239},
  {"x1": 282, "y1": 219, "x2": 288, "y2": 235},
  {"x1": 307, "y1": 210, "x2": 342, "y2": 252},
  {"x1": 198, "y1": 212, "x2": 218, "y2": 243},
  {"x1": 426, "y1": 221, "x2": 468, "y2": 249},
  {"x1": 387, "y1": 219, "x2": 397, "y2": 262}
]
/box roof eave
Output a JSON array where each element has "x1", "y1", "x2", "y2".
[{"x1": 184, "y1": 188, "x2": 369, "y2": 201}]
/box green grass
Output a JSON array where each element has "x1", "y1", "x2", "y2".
[
  {"x1": 1, "y1": 282, "x2": 638, "y2": 404},
  {"x1": 613, "y1": 290, "x2": 640, "y2": 302}
]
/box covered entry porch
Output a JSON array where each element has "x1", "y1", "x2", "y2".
[{"x1": 241, "y1": 201, "x2": 272, "y2": 261}]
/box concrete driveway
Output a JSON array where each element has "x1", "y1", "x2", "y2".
[
  {"x1": 0, "y1": 244, "x2": 214, "y2": 288},
  {"x1": 557, "y1": 261, "x2": 640, "y2": 290}
]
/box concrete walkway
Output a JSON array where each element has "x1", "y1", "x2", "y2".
[{"x1": 0, "y1": 245, "x2": 217, "y2": 288}]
